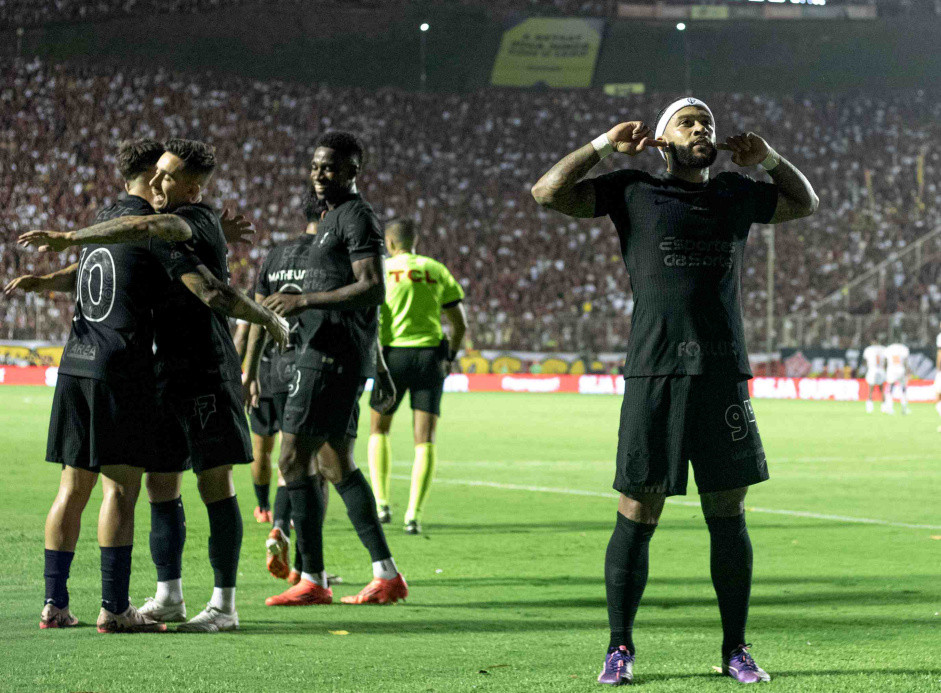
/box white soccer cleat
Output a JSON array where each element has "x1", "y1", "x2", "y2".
[
  {"x1": 138, "y1": 596, "x2": 187, "y2": 623},
  {"x1": 97, "y1": 604, "x2": 167, "y2": 633},
  {"x1": 176, "y1": 604, "x2": 239, "y2": 633},
  {"x1": 865, "y1": 401, "x2": 874, "y2": 413}
]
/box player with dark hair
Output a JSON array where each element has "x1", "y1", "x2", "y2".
[
  {"x1": 367, "y1": 217, "x2": 467, "y2": 535},
  {"x1": 532, "y1": 97, "x2": 818, "y2": 684},
  {"x1": 8, "y1": 139, "x2": 174, "y2": 632},
  {"x1": 249, "y1": 131, "x2": 407, "y2": 607},
  {"x1": 20, "y1": 137, "x2": 288, "y2": 633}
]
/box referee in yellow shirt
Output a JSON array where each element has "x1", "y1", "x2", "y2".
[{"x1": 368, "y1": 218, "x2": 467, "y2": 534}]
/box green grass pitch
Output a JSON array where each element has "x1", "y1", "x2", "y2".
[{"x1": 1, "y1": 386, "x2": 940, "y2": 692}]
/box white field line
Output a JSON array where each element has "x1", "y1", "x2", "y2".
[{"x1": 388, "y1": 474, "x2": 941, "y2": 531}]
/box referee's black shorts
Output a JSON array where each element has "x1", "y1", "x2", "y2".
[
  {"x1": 376, "y1": 345, "x2": 446, "y2": 417},
  {"x1": 615, "y1": 372, "x2": 769, "y2": 497},
  {"x1": 152, "y1": 376, "x2": 253, "y2": 475},
  {"x1": 282, "y1": 366, "x2": 365, "y2": 440},
  {"x1": 46, "y1": 373, "x2": 158, "y2": 470},
  {"x1": 249, "y1": 392, "x2": 287, "y2": 438}
]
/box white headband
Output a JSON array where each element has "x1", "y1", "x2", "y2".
[{"x1": 655, "y1": 97, "x2": 714, "y2": 160}]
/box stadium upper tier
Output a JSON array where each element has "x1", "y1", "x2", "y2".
[
  {"x1": 0, "y1": 0, "x2": 920, "y2": 30},
  {"x1": 2, "y1": 58, "x2": 938, "y2": 350}
]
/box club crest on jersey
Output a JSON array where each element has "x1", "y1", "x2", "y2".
[{"x1": 192, "y1": 395, "x2": 217, "y2": 428}]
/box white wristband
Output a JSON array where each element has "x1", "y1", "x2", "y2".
[
  {"x1": 591, "y1": 133, "x2": 614, "y2": 159},
  {"x1": 759, "y1": 149, "x2": 781, "y2": 171}
]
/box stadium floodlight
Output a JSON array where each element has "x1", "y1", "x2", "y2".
[
  {"x1": 420, "y1": 22, "x2": 430, "y2": 32},
  {"x1": 676, "y1": 22, "x2": 686, "y2": 31}
]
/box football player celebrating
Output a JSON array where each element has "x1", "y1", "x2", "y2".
[
  {"x1": 532, "y1": 97, "x2": 818, "y2": 684},
  {"x1": 20, "y1": 139, "x2": 288, "y2": 632},
  {"x1": 252, "y1": 132, "x2": 406, "y2": 607}
]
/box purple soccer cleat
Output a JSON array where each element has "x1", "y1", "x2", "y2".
[
  {"x1": 598, "y1": 646, "x2": 634, "y2": 686},
  {"x1": 722, "y1": 645, "x2": 771, "y2": 684}
]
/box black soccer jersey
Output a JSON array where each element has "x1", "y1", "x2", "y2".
[
  {"x1": 151, "y1": 203, "x2": 242, "y2": 383},
  {"x1": 295, "y1": 194, "x2": 384, "y2": 376},
  {"x1": 255, "y1": 234, "x2": 315, "y2": 394},
  {"x1": 592, "y1": 170, "x2": 778, "y2": 378},
  {"x1": 58, "y1": 195, "x2": 170, "y2": 384}
]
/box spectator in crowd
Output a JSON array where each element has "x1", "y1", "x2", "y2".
[{"x1": 2, "y1": 58, "x2": 939, "y2": 351}]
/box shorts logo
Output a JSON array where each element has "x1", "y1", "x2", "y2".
[
  {"x1": 724, "y1": 399, "x2": 756, "y2": 442},
  {"x1": 287, "y1": 369, "x2": 302, "y2": 398},
  {"x1": 192, "y1": 395, "x2": 217, "y2": 428}
]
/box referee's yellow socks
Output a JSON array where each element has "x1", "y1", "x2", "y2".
[
  {"x1": 367, "y1": 434, "x2": 392, "y2": 507},
  {"x1": 405, "y1": 443, "x2": 437, "y2": 524}
]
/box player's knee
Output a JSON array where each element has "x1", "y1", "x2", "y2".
[
  {"x1": 700, "y1": 488, "x2": 747, "y2": 518},
  {"x1": 196, "y1": 466, "x2": 234, "y2": 503},
  {"x1": 618, "y1": 493, "x2": 665, "y2": 524},
  {"x1": 146, "y1": 473, "x2": 181, "y2": 503}
]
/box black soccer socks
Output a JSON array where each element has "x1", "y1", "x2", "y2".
[
  {"x1": 335, "y1": 469, "x2": 392, "y2": 563},
  {"x1": 254, "y1": 483, "x2": 271, "y2": 511},
  {"x1": 706, "y1": 514, "x2": 753, "y2": 657},
  {"x1": 206, "y1": 495, "x2": 243, "y2": 589},
  {"x1": 287, "y1": 476, "x2": 325, "y2": 575},
  {"x1": 272, "y1": 485, "x2": 291, "y2": 535},
  {"x1": 100, "y1": 545, "x2": 132, "y2": 614},
  {"x1": 149, "y1": 497, "x2": 186, "y2": 582},
  {"x1": 44, "y1": 549, "x2": 74, "y2": 608},
  {"x1": 605, "y1": 513, "x2": 657, "y2": 652}
]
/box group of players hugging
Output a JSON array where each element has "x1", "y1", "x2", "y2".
[{"x1": 11, "y1": 94, "x2": 818, "y2": 686}]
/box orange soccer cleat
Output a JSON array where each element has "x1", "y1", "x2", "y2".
[
  {"x1": 265, "y1": 527, "x2": 291, "y2": 580},
  {"x1": 340, "y1": 574, "x2": 408, "y2": 605},
  {"x1": 286, "y1": 569, "x2": 301, "y2": 586},
  {"x1": 265, "y1": 579, "x2": 333, "y2": 606},
  {"x1": 253, "y1": 506, "x2": 272, "y2": 524}
]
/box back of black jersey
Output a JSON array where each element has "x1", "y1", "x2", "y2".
[
  {"x1": 152, "y1": 203, "x2": 242, "y2": 383},
  {"x1": 58, "y1": 195, "x2": 165, "y2": 383},
  {"x1": 256, "y1": 235, "x2": 314, "y2": 393}
]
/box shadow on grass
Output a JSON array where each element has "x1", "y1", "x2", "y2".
[
  {"x1": 407, "y1": 588, "x2": 938, "y2": 610},
  {"x1": 639, "y1": 669, "x2": 940, "y2": 684},
  {"x1": 424, "y1": 520, "x2": 843, "y2": 534},
  {"x1": 407, "y1": 574, "x2": 937, "y2": 589},
  {"x1": 228, "y1": 613, "x2": 937, "y2": 636}
]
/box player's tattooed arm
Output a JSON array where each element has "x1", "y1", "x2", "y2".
[
  {"x1": 3, "y1": 263, "x2": 78, "y2": 296},
  {"x1": 18, "y1": 215, "x2": 193, "y2": 251},
  {"x1": 719, "y1": 132, "x2": 819, "y2": 223},
  {"x1": 264, "y1": 255, "x2": 385, "y2": 316},
  {"x1": 179, "y1": 266, "x2": 289, "y2": 349},
  {"x1": 532, "y1": 121, "x2": 665, "y2": 218}
]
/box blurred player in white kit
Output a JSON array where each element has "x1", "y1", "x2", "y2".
[
  {"x1": 934, "y1": 325, "x2": 941, "y2": 431},
  {"x1": 883, "y1": 342, "x2": 910, "y2": 415},
  {"x1": 862, "y1": 343, "x2": 886, "y2": 414}
]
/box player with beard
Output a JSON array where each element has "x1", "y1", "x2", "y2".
[
  {"x1": 531, "y1": 97, "x2": 818, "y2": 684},
  {"x1": 241, "y1": 189, "x2": 326, "y2": 583},
  {"x1": 250, "y1": 131, "x2": 405, "y2": 607},
  {"x1": 20, "y1": 138, "x2": 289, "y2": 632}
]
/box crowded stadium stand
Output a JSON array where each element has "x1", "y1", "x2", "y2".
[{"x1": 2, "y1": 56, "x2": 938, "y2": 352}]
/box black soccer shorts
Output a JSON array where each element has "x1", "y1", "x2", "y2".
[
  {"x1": 153, "y1": 376, "x2": 253, "y2": 474},
  {"x1": 282, "y1": 366, "x2": 365, "y2": 440},
  {"x1": 46, "y1": 373, "x2": 158, "y2": 470},
  {"x1": 375, "y1": 345, "x2": 447, "y2": 417},
  {"x1": 249, "y1": 392, "x2": 287, "y2": 438},
  {"x1": 614, "y1": 372, "x2": 769, "y2": 497}
]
